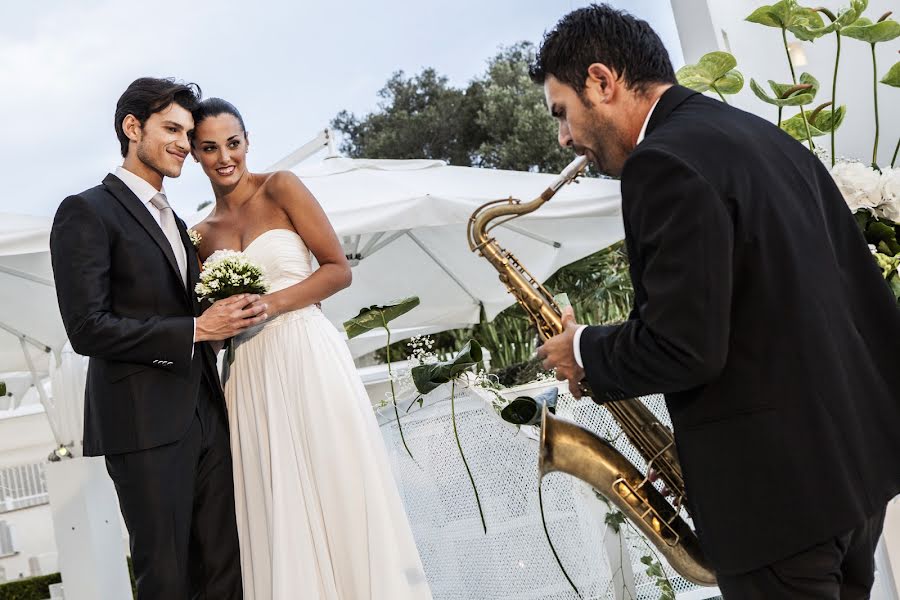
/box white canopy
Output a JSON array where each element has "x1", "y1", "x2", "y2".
[
  {"x1": 0, "y1": 213, "x2": 61, "y2": 374},
  {"x1": 190, "y1": 157, "x2": 625, "y2": 355}
]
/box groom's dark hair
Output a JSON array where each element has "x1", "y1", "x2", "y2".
[
  {"x1": 114, "y1": 77, "x2": 202, "y2": 157},
  {"x1": 529, "y1": 4, "x2": 676, "y2": 96}
]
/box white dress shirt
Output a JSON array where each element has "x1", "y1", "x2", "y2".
[
  {"x1": 113, "y1": 166, "x2": 197, "y2": 352},
  {"x1": 572, "y1": 96, "x2": 661, "y2": 368}
]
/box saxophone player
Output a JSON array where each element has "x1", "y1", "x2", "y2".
[{"x1": 534, "y1": 5, "x2": 900, "y2": 599}]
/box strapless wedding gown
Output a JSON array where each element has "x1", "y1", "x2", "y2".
[{"x1": 224, "y1": 228, "x2": 432, "y2": 600}]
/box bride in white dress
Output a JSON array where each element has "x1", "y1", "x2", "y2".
[{"x1": 190, "y1": 98, "x2": 432, "y2": 600}]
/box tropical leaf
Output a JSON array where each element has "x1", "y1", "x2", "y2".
[
  {"x1": 808, "y1": 103, "x2": 846, "y2": 132},
  {"x1": 749, "y1": 78, "x2": 814, "y2": 106},
  {"x1": 746, "y1": 5, "x2": 783, "y2": 27},
  {"x1": 798, "y1": 72, "x2": 821, "y2": 98},
  {"x1": 343, "y1": 296, "x2": 420, "y2": 339},
  {"x1": 499, "y1": 387, "x2": 558, "y2": 426},
  {"x1": 676, "y1": 51, "x2": 743, "y2": 95},
  {"x1": 747, "y1": 1, "x2": 826, "y2": 38},
  {"x1": 411, "y1": 339, "x2": 483, "y2": 394},
  {"x1": 781, "y1": 112, "x2": 826, "y2": 140},
  {"x1": 882, "y1": 61, "x2": 900, "y2": 87},
  {"x1": 843, "y1": 17, "x2": 900, "y2": 43},
  {"x1": 715, "y1": 70, "x2": 745, "y2": 94}
]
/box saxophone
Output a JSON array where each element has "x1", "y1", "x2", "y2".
[{"x1": 467, "y1": 156, "x2": 716, "y2": 586}]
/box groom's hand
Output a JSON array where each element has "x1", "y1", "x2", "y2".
[
  {"x1": 195, "y1": 294, "x2": 268, "y2": 342},
  {"x1": 535, "y1": 306, "x2": 586, "y2": 398}
]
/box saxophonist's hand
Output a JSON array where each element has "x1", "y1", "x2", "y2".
[{"x1": 536, "y1": 306, "x2": 586, "y2": 398}]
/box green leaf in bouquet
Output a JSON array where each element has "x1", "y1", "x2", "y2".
[
  {"x1": 843, "y1": 16, "x2": 900, "y2": 44},
  {"x1": 500, "y1": 387, "x2": 559, "y2": 426},
  {"x1": 882, "y1": 61, "x2": 900, "y2": 87},
  {"x1": 780, "y1": 112, "x2": 826, "y2": 140},
  {"x1": 342, "y1": 296, "x2": 420, "y2": 339},
  {"x1": 750, "y1": 78, "x2": 814, "y2": 106},
  {"x1": 0, "y1": 381, "x2": 5, "y2": 396},
  {"x1": 675, "y1": 51, "x2": 743, "y2": 95},
  {"x1": 889, "y1": 273, "x2": 900, "y2": 303},
  {"x1": 867, "y1": 220, "x2": 900, "y2": 255},
  {"x1": 807, "y1": 102, "x2": 846, "y2": 132},
  {"x1": 854, "y1": 209, "x2": 874, "y2": 234},
  {"x1": 411, "y1": 339, "x2": 483, "y2": 394}
]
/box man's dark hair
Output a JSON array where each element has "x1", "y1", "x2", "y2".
[
  {"x1": 114, "y1": 77, "x2": 202, "y2": 157},
  {"x1": 529, "y1": 4, "x2": 676, "y2": 95},
  {"x1": 191, "y1": 98, "x2": 247, "y2": 142}
]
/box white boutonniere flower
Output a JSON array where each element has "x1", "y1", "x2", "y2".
[{"x1": 188, "y1": 228, "x2": 202, "y2": 248}]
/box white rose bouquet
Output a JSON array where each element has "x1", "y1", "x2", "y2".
[{"x1": 196, "y1": 249, "x2": 270, "y2": 362}]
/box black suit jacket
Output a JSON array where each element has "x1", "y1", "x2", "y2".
[
  {"x1": 51, "y1": 173, "x2": 224, "y2": 456},
  {"x1": 580, "y1": 85, "x2": 900, "y2": 575}
]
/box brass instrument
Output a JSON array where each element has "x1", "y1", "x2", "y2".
[{"x1": 467, "y1": 156, "x2": 716, "y2": 586}]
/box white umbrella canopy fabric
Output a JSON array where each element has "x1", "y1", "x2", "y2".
[
  {"x1": 0, "y1": 213, "x2": 62, "y2": 374},
  {"x1": 301, "y1": 158, "x2": 623, "y2": 352},
  {"x1": 190, "y1": 157, "x2": 625, "y2": 356}
]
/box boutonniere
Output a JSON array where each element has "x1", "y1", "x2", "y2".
[{"x1": 187, "y1": 228, "x2": 202, "y2": 248}]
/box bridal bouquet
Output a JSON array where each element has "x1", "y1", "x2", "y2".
[
  {"x1": 196, "y1": 249, "x2": 270, "y2": 362},
  {"x1": 195, "y1": 249, "x2": 269, "y2": 302}
]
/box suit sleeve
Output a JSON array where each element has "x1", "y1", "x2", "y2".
[
  {"x1": 580, "y1": 149, "x2": 734, "y2": 399},
  {"x1": 50, "y1": 194, "x2": 193, "y2": 374}
]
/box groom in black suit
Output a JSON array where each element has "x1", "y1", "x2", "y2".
[
  {"x1": 534, "y1": 5, "x2": 900, "y2": 598},
  {"x1": 51, "y1": 78, "x2": 267, "y2": 599}
]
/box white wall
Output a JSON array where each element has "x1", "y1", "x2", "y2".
[
  {"x1": 0, "y1": 412, "x2": 55, "y2": 468},
  {"x1": 0, "y1": 505, "x2": 56, "y2": 581},
  {"x1": 674, "y1": 0, "x2": 900, "y2": 166}
]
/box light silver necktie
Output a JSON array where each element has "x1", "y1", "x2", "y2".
[{"x1": 149, "y1": 193, "x2": 188, "y2": 288}]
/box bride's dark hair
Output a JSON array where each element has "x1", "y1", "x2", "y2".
[{"x1": 191, "y1": 97, "x2": 247, "y2": 136}]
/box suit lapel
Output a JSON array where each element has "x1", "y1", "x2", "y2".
[
  {"x1": 645, "y1": 85, "x2": 699, "y2": 139},
  {"x1": 103, "y1": 173, "x2": 190, "y2": 301},
  {"x1": 176, "y1": 214, "x2": 203, "y2": 315}
]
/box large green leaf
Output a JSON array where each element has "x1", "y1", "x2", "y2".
[
  {"x1": 676, "y1": 51, "x2": 743, "y2": 94},
  {"x1": 750, "y1": 78, "x2": 814, "y2": 106},
  {"x1": 715, "y1": 70, "x2": 745, "y2": 94},
  {"x1": 500, "y1": 387, "x2": 558, "y2": 426},
  {"x1": 746, "y1": 4, "x2": 783, "y2": 27},
  {"x1": 747, "y1": 1, "x2": 826, "y2": 38},
  {"x1": 843, "y1": 17, "x2": 900, "y2": 43},
  {"x1": 798, "y1": 72, "x2": 820, "y2": 98},
  {"x1": 809, "y1": 104, "x2": 847, "y2": 132},
  {"x1": 342, "y1": 296, "x2": 420, "y2": 339},
  {"x1": 882, "y1": 61, "x2": 900, "y2": 87},
  {"x1": 781, "y1": 112, "x2": 826, "y2": 140},
  {"x1": 411, "y1": 339, "x2": 483, "y2": 394}
]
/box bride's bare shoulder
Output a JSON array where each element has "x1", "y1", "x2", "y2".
[{"x1": 260, "y1": 170, "x2": 315, "y2": 206}]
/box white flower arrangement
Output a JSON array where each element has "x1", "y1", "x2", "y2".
[
  {"x1": 195, "y1": 249, "x2": 270, "y2": 303},
  {"x1": 830, "y1": 161, "x2": 900, "y2": 220},
  {"x1": 187, "y1": 228, "x2": 202, "y2": 248}
]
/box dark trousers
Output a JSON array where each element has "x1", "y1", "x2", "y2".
[
  {"x1": 716, "y1": 507, "x2": 888, "y2": 600},
  {"x1": 105, "y1": 381, "x2": 242, "y2": 600}
]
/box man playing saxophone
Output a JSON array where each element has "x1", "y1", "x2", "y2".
[{"x1": 534, "y1": 5, "x2": 900, "y2": 599}]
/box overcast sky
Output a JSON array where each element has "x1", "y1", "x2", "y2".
[{"x1": 2, "y1": 1, "x2": 683, "y2": 218}]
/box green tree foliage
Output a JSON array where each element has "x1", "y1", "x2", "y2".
[{"x1": 333, "y1": 42, "x2": 633, "y2": 375}]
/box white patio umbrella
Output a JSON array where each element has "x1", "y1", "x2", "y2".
[{"x1": 188, "y1": 157, "x2": 625, "y2": 356}]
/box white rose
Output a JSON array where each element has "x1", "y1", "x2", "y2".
[
  {"x1": 830, "y1": 161, "x2": 883, "y2": 212},
  {"x1": 875, "y1": 168, "x2": 900, "y2": 222}
]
